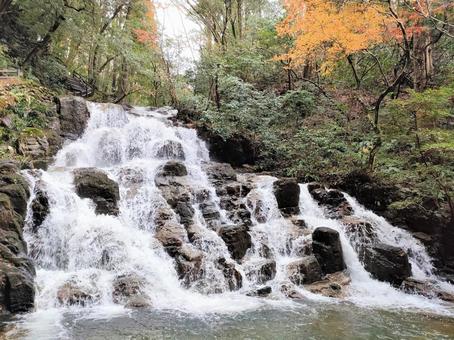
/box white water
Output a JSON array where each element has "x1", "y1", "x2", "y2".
[{"x1": 12, "y1": 102, "x2": 454, "y2": 337}]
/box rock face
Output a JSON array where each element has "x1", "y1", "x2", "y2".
[
  {"x1": 218, "y1": 225, "x2": 251, "y2": 261},
  {"x1": 73, "y1": 168, "x2": 120, "y2": 215},
  {"x1": 273, "y1": 179, "x2": 300, "y2": 216},
  {"x1": 0, "y1": 161, "x2": 35, "y2": 314},
  {"x1": 312, "y1": 227, "x2": 346, "y2": 274},
  {"x1": 155, "y1": 141, "x2": 185, "y2": 160},
  {"x1": 361, "y1": 243, "x2": 411, "y2": 286},
  {"x1": 308, "y1": 183, "x2": 352, "y2": 218},
  {"x1": 58, "y1": 96, "x2": 90, "y2": 140},
  {"x1": 30, "y1": 181, "x2": 50, "y2": 232},
  {"x1": 197, "y1": 126, "x2": 255, "y2": 166},
  {"x1": 287, "y1": 256, "x2": 322, "y2": 285}
]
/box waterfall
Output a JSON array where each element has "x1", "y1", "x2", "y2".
[{"x1": 16, "y1": 102, "x2": 454, "y2": 336}]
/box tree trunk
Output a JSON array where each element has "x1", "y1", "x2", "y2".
[
  {"x1": 0, "y1": 0, "x2": 12, "y2": 17},
  {"x1": 237, "y1": 0, "x2": 243, "y2": 39},
  {"x1": 413, "y1": 31, "x2": 434, "y2": 91}
]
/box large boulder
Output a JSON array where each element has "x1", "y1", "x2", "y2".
[
  {"x1": 73, "y1": 168, "x2": 120, "y2": 216},
  {"x1": 218, "y1": 225, "x2": 251, "y2": 261},
  {"x1": 57, "y1": 96, "x2": 90, "y2": 139},
  {"x1": 361, "y1": 243, "x2": 411, "y2": 286},
  {"x1": 0, "y1": 163, "x2": 35, "y2": 315},
  {"x1": 312, "y1": 227, "x2": 346, "y2": 274},
  {"x1": 287, "y1": 256, "x2": 322, "y2": 285},
  {"x1": 159, "y1": 161, "x2": 188, "y2": 177},
  {"x1": 197, "y1": 126, "x2": 255, "y2": 166},
  {"x1": 273, "y1": 179, "x2": 300, "y2": 216}
]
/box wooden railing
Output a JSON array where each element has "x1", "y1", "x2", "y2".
[{"x1": 0, "y1": 67, "x2": 21, "y2": 78}]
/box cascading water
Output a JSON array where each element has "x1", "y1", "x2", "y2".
[{"x1": 11, "y1": 102, "x2": 454, "y2": 338}]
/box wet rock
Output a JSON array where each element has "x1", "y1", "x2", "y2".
[
  {"x1": 197, "y1": 126, "x2": 255, "y2": 166},
  {"x1": 0, "y1": 165, "x2": 35, "y2": 315},
  {"x1": 361, "y1": 243, "x2": 411, "y2": 286},
  {"x1": 57, "y1": 282, "x2": 94, "y2": 306},
  {"x1": 305, "y1": 271, "x2": 351, "y2": 298},
  {"x1": 112, "y1": 274, "x2": 150, "y2": 307},
  {"x1": 246, "y1": 260, "x2": 276, "y2": 284},
  {"x1": 30, "y1": 181, "x2": 49, "y2": 232},
  {"x1": 155, "y1": 140, "x2": 185, "y2": 160},
  {"x1": 218, "y1": 225, "x2": 251, "y2": 261},
  {"x1": 58, "y1": 96, "x2": 90, "y2": 139},
  {"x1": 308, "y1": 183, "x2": 352, "y2": 218},
  {"x1": 155, "y1": 222, "x2": 187, "y2": 254},
  {"x1": 0, "y1": 173, "x2": 30, "y2": 218},
  {"x1": 73, "y1": 168, "x2": 120, "y2": 215},
  {"x1": 246, "y1": 286, "x2": 272, "y2": 297},
  {"x1": 0, "y1": 266, "x2": 35, "y2": 313},
  {"x1": 216, "y1": 258, "x2": 242, "y2": 291},
  {"x1": 280, "y1": 284, "x2": 305, "y2": 300},
  {"x1": 401, "y1": 278, "x2": 454, "y2": 302},
  {"x1": 287, "y1": 256, "x2": 322, "y2": 285},
  {"x1": 204, "y1": 163, "x2": 237, "y2": 183},
  {"x1": 174, "y1": 202, "x2": 195, "y2": 226},
  {"x1": 342, "y1": 216, "x2": 376, "y2": 244},
  {"x1": 273, "y1": 179, "x2": 300, "y2": 216},
  {"x1": 312, "y1": 227, "x2": 346, "y2": 274},
  {"x1": 159, "y1": 161, "x2": 188, "y2": 177},
  {"x1": 199, "y1": 202, "x2": 221, "y2": 225},
  {"x1": 174, "y1": 245, "x2": 204, "y2": 287}
]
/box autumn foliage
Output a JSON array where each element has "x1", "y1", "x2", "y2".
[
  {"x1": 276, "y1": 0, "x2": 390, "y2": 73},
  {"x1": 134, "y1": 0, "x2": 158, "y2": 46}
]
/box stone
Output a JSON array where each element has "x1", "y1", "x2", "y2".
[
  {"x1": 280, "y1": 284, "x2": 305, "y2": 300},
  {"x1": 17, "y1": 133, "x2": 49, "y2": 159},
  {"x1": 305, "y1": 271, "x2": 351, "y2": 298},
  {"x1": 246, "y1": 286, "x2": 272, "y2": 297},
  {"x1": 112, "y1": 274, "x2": 149, "y2": 306},
  {"x1": 204, "y1": 162, "x2": 237, "y2": 182},
  {"x1": 342, "y1": 216, "x2": 376, "y2": 244},
  {"x1": 312, "y1": 227, "x2": 346, "y2": 274},
  {"x1": 0, "y1": 265, "x2": 35, "y2": 313},
  {"x1": 273, "y1": 179, "x2": 300, "y2": 216},
  {"x1": 308, "y1": 184, "x2": 352, "y2": 218},
  {"x1": 159, "y1": 161, "x2": 188, "y2": 177},
  {"x1": 73, "y1": 168, "x2": 120, "y2": 215},
  {"x1": 216, "y1": 258, "x2": 242, "y2": 291},
  {"x1": 30, "y1": 181, "x2": 49, "y2": 232},
  {"x1": 197, "y1": 126, "x2": 255, "y2": 166},
  {"x1": 57, "y1": 282, "x2": 94, "y2": 306},
  {"x1": 174, "y1": 202, "x2": 195, "y2": 226},
  {"x1": 246, "y1": 260, "x2": 276, "y2": 284},
  {"x1": 155, "y1": 140, "x2": 185, "y2": 160},
  {"x1": 218, "y1": 225, "x2": 251, "y2": 261},
  {"x1": 287, "y1": 256, "x2": 322, "y2": 285},
  {"x1": 174, "y1": 245, "x2": 204, "y2": 287},
  {"x1": 58, "y1": 96, "x2": 90, "y2": 139},
  {"x1": 361, "y1": 243, "x2": 411, "y2": 286},
  {"x1": 155, "y1": 222, "x2": 187, "y2": 253}
]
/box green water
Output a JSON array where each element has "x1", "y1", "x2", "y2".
[{"x1": 8, "y1": 302, "x2": 454, "y2": 340}]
